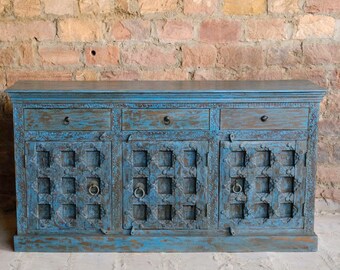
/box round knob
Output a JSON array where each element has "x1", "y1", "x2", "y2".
[
  {"x1": 260, "y1": 115, "x2": 268, "y2": 122},
  {"x1": 163, "y1": 116, "x2": 171, "y2": 125},
  {"x1": 88, "y1": 184, "x2": 100, "y2": 196},
  {"x1": 63, "y1": 116, "x2": 70, "y2": 125}
]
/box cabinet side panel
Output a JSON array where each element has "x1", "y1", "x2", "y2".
[
  {"x1": 13, "y1": 104, "x2": 28, "y2": 234},
  {"x1": 304, "y1": 103, "x2": 320, "y2": 232}
]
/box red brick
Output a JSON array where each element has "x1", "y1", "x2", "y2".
[
  {"x1": 268, "y1": 0, "x2": 299, "y2": 13},
  {"x1": 75, "y1": 70, "x2": 99, "y2": 81},
  {"x1": 38, "y1": 46, "x2": 80, "y2": 66},
  {"x1": 85, "y1": 45, "x2": 119, "y2": 66},
  {"x1": 183, "y1": 0, "x2": 218, "y2": 15},
  {"x1": 121, "y1": 44, "x2": 178, "y2": 68},
  {"x1": 246, "y1": 18, "x2": 289, "y2": 41},
  {"x1": 267, "y1": 41, "x2": 302, "y2": 67},
  {"x1": 193, "y1": 69, "x2": 236, "y2": 80},
  {"x1": 44, "y1": 0, "x2": 74, "y2": 15},
  {"x1": 138, "y1": 0, "x2": 177, "y2": 14},
  {"x1": 200, "y1": 20, "x2": 241, "y2": 43},
  {"x1": 319, "y1": 119, "x2": 340, "y2": 137},
  {"x1": 305, "y1": 0, "x2": 340, "y2": 13},
  {"x1": 318, "y1": 138, "x2": 331, "y2": 164},
  {"x1": 0, "y1": 70, "x2": 6, "y2": 91},
  {"x1": 217, "y1": 45, "x2": 265, "y2": 69},
  {"x1": 101, "y1": 70, "x2": 139, "y2": 80},
  {"x1": 0, "y1": 47, "x2": 15, "y2": 66},
  {"x1": 140, "y1": 69, "x2": 189, "y2": 80},
  {"x1": 239, "y1": 67, "x2": 286, "y2": 80},
  {"x1": 295, "y1": 15, "x2": 336, "y2": 39},
  {"x1": 0, "y1": 0, "x2": 10, "y2": 14},
  {"x1": 0, "y1": 21, "x2": 56, "y2": 42},
  {"x1": 18, "y1": 42, "x2": 34, "y2": 66},
  {"x1": 315, "y1": 185, "x2": 340, "y2": 202},
  {"x1": 79, "y1": 0, "x2": 111, "y2": 14},
  {"x1": 224, "y1": 0, "x2": 266, "y2": 15},
  {"x1": 333, "y1": 141, "x2": 340, "y2": 163},
  {"x1": 303, "y1": 43, "x2": 340, "y2": 65},
  {"x1": 59, "y1": 18, "x2": 102, "y2": 42},
  {"x1": 14, "y1": 0, "x2": 40, "y2": 17},
  {"x1": 110, "y1": 19, "x2": 150, "y2": 41},
  {"x1": 286, "y1": 67, "x2": 327, "y2": 88},
  {"x1": 330, "y1": 69, "x2": 340, "y2": 90},
  {"x1": 7, "y1": 70, "x2": 72, "y2": 86},
  {"x1": 182, "y1": 44, "x2": 217, "y2": 68},
  {"x1": 317, "y1": 165, "x2": 340, "y2": 186},
  {"x1": 157, "y1": 20, "x2": 193, "y2": 42}
]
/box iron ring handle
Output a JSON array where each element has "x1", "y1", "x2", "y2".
[
  {"x1": 88, "y1": 184, "x2": 100, "y2": 196},
  {"x1": 134, "y1": 186, "x2": 146, "y2": 199},
  {"x1": 232, "y1": 183, "x2": 243, "y2": 194},
  {"x1": 163, "y1": 116, "x2": 171, "y2": 125},
  {"x1": 63, "y1": 116, "x2": 70, "y2": 125},
  {"x1": 260, "y1": 115, "x2": 269, "y2": 122}
]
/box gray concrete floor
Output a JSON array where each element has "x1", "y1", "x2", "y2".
[{"x1": 1, "y1": 195, "x2": 340, "y2": 270}]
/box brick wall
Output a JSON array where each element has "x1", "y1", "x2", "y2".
[{"x1": 0, "y1": 0, "x2": 339, "y2": 202}]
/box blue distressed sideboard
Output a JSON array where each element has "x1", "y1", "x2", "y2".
[{"x1": 6, "y1": 80, "x2": 326, "y2": 252}]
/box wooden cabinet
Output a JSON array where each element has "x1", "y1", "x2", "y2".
[{"x1": 6, "y1": 80, "x2": 325, "y2": 252}]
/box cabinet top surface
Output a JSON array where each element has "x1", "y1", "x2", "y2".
[
  {"x1": 7, "y1": 80, "x2": 325, "y2": 92},
  {"x1": 6, "y1": 80, "x2": 326, "y2": 102}
]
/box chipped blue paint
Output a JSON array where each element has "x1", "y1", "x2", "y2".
[{"x1": 5, "y1": 80, "x2": 326, "y2": 252}]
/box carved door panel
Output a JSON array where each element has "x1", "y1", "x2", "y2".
[
  {"x1": 26, "y1": 142, "x2": 111, "y2": 232},
  {"x1": 123, "y1": 141, "x2": 209, "y2": 231},
  {"x1": 220, "y1": 141, "x2": 307, "y2": 233}
]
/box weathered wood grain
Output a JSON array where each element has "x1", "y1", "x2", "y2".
[
  {"x1": 14, "y1": 234, "x2": 318, "y2": 252},
  {"x1": 221, "y1": 108, "x2": 309, "y2": 130},
  {"x1": 122, "y1": 109, "x2": 209, "y2": 130},
  {"x1": 24, "y1": 109, "x2": 111, "y2": 131}
]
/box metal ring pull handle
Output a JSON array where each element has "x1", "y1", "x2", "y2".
[
  {"x1": 88, "y1": 184, "x2": 100, "y2": 196},
  {"x1": 163, "y1": 116, "x2": 171, "y2": 125},
  {"x1": 232, "y1": 183, "x2": 243, "y2": 194},
  {"x1": 260, "y1": 115, "x2": 269, "y2": 122},
  {"x1": 63, "y1": 116, "x2": 70, "y2": 125},
  {"x1": 134, "y1": 185, "x2": 146, "y2": 199}
]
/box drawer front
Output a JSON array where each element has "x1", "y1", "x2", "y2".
[
  {"x1": 122, "y1": 109, "x2": 210, "y2": 130},
  {"x1": 24, "y1": 109, "x2": 111, "y2": 131},
  {"x1": 220, "y1": 108, "x2": 308, "y2": 130}
]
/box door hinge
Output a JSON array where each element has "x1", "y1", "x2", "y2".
[
  {"x1": 23, "y1": 154, "x2": 27, "y2": 168},
  {"x1": 206, "y1": 152, "x2": 209, "y2": 167}
]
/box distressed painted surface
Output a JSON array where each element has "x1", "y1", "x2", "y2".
[
  {"x1": 122, "y1": 109, "x2": 209, "y2": 130},
  {"x1": 26, "y1": 141, "x2": 112, "y2": 233},
  {"x1": 221, "y1": 108, "x2": 309, "y2": 130},
  {"x1": 220, "y1": 141, "x2": 307, "y2": 233},
  {"x1": 13, "y1": 234, "x2": 318, "y2": 252},
  {"x1": 5, "y1": 80, "x2": 326, "y2": 252},
  {"x1": 24, "y1": 109, "x2": 111, "y2": 131},
  {"x1": 122, "y1": 141, "x2": 209, "y2": 231}
]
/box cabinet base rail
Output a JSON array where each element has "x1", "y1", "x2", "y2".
[{"x1": 14, "y1": 234, "x2": 318, "y2": 252}]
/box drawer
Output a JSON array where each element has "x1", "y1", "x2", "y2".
[
  {"x1": 24, "y1": 109, "x2": 111, "y2": 131},
  {"x1": 122, "y1": 109, "x2": 209, "y2": 130},
  {"x1": 220, "y1": 108, "x2": 309, "y2": 130}
]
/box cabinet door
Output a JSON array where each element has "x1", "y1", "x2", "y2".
[
  {"x1": 123, "y1": 141, "x2": 209, "y2": 231},
  {"x1": 26, "y1": 142, "x2": 111, "y2": 232},
  {"x1": 220, "y1": 141, "x2": 306, "y2": 233}
]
